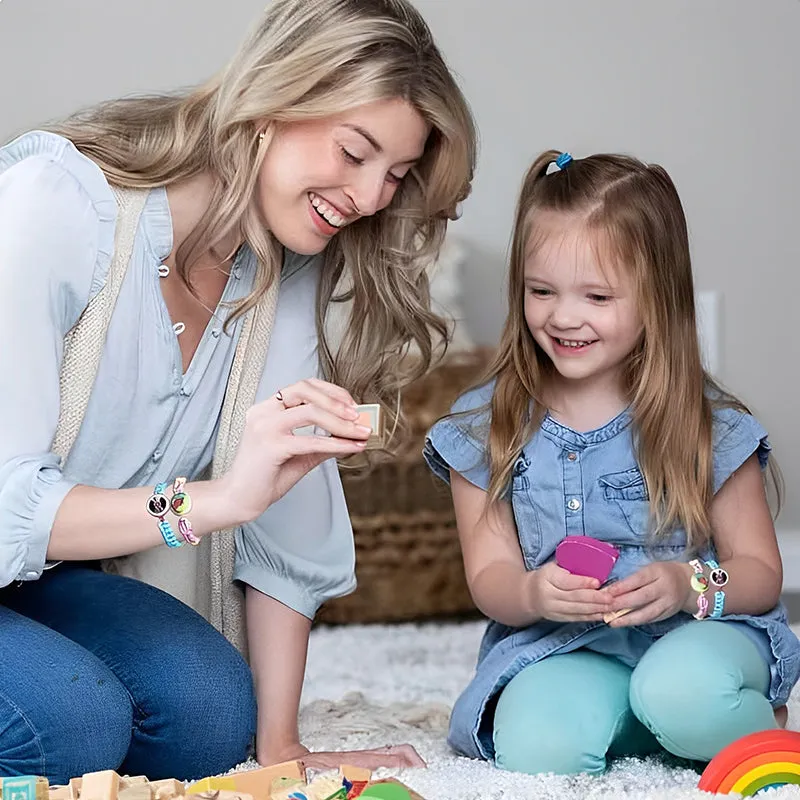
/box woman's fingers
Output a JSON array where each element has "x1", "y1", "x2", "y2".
[
  {"x1": 277, "y1": 378, "x2": 358, "y2": 415},
  {"x1": 281, "y1": 404, "x2": 372, "y2": 441},
  {"x1": 285, "y1": 434, "x2": 368, "y2": 458}
]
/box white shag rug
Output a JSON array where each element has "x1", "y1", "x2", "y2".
[{"x1": 235, "y1": 620, "x2": 800, "y2": 800}]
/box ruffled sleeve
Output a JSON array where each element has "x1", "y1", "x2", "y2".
[
  {"x1": 0, "y1": 131, "x2": 117, "y2": 587},
  {"x1": 423, "y1": 381, "x2": 495, "y2": 491},
  {"x1": 711, "y1": 406, "x2": 771, "y2": 494},
  {"x1": 233, "y1": 251, "x2": 355, "y2": 619}
]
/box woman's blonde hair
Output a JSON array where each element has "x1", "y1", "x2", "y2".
[
  {"x1": 49, "y1": 0, "x2": 476, "y2": 443},
  {"x1": 476, "y1": 150, "x2": 779, "y2": 549}
]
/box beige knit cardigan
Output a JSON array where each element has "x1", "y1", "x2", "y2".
[{"x1": 50, "y1": 187, "x2": 278, "y2": 658}]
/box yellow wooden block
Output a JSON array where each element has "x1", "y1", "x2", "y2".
[
  {"x1": 68, "y1": 779, "x2": 81, "y2": 800},
  {"x1": 184, "y1": 779, "x2": 236, "y2": 796},
  {"x1": 48, "y1": 787, "x2": 70, "y2": 800},
  {"x1": 80, "y1": 771, "x2": 119, "y2": 800}
]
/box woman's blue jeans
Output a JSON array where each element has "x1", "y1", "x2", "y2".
[{"x1": 0, "y1": 566, "x2": 256, "y2": 783}]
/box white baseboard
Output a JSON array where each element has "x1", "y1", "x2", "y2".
[{"x1": 779, "y1": 530, "x2": 800, "y2": 592}]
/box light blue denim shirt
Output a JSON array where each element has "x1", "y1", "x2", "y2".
[
  {"x1": 424, "y1": 381, "x2": 800, "y2": 761},
  {"x1": 0, "y1": 131, "x2": 355, "y2": 617}
]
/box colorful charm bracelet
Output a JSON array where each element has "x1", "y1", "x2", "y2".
[
  {"x1": 146, "y1": 482, "x2": 182, "y2": 548},
  {"x1": 689, "y1": 558, "x2": 710, "y2": 619},
  {"x1": 705, "y1": 558, "x2": 728, "y2": 618},
  {"x1": 171, "y1": 477, "x2": 200, "y2": 546}
]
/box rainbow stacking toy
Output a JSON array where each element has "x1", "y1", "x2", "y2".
[{"x1": 698, "y1": 729, "x2": 800, "y2": 796}]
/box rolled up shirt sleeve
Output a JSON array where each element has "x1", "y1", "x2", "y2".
[
  {"x1": 0, "y1": 133, "x2": 115, "y2": 587},
  {"x1": 234, "y1": 458, "x2": 356, "y2": 619}
]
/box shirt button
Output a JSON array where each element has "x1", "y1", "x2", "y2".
[
  {"x1": 180, "y1": 387, "x2": 191, "y2": 397},
  {"x1": 567, "y1": 452, "x2": 578, "y2": 461},
  {"x1": 211, "y1": 329, "x2": 220, "y2": 338},
  {"x1": 25, "y1": 571, "x2": 37, "y2": 579},
  {"x1": 567, "y1": 498, "x2": 581, "y2": 511},
  {"x1": 152, "y1": 451, "x2": 162, "y2": 462}
]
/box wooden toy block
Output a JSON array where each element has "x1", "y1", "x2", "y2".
[
  {"x1": 698, "y1": 728, "x2": 800, "y2": 795},
  {"x1": 268, "y1": 777, "x2": 303, "y2": 797},
  {"x1": 68, "y1": 779, "x2": 81, "y2": 800},
  {"x1": 118, "y1": 785, "x2": 153, "y2": 800},
  {"x1": 149, "y1": 780, "x2": 185, "y2": 800},
  {"x1": 0, "y1": 776, "x2": 49, "y2": 800},
  {"x1": 48, "y1": 787, "x2": 70, "y2": 800},
  {"x1": 269, "y1": 786, "x2": 310, "y2": 800},
  {"x1": 185, "y1": 792, "x2": 253, "y2": 800},
  {"x1": 232, "y1": 762, "x2": 305, "y2": 800},
  {"x1": 80, "y1": 771, "x2": 120, "y2": 800},
  {"x1": 184, "y1": 779, "x2": 234, "y2": 796},
  {"x1": 306, "y1": 774, "x2": 344, "y2": 800},
  {"x1": 359, "y1": 781, "x2": 424, "y2": 800},
  {"x1": 344, "y1": 782, "x2": 368, "y2": 800},
  {"x1": 603, "y1": 608, "x2": 632, "y2": 624},
  {"x1": 338, "y1": 769, "x2": 370, "y2": 786},
  {"x1": 354, "y1": 404, "x2": 384, "y2": 450},
  {"x1": 118, "y1": 779, "x2": 149, "y2": 791},
  {"x1": 318, "y1": 790, "x2": 346, "y2": 800}
]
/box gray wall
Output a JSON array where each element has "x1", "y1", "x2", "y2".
[{"x1": 1, "y1": 0, "x2": 797, "y2": 530}]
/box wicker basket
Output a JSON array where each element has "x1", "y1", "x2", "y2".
[{"x1": 316, "y1": 349, "x2": 492, "y2": 624}]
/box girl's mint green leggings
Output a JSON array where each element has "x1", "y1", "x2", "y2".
[{"x1": 493, "y1": 621, "x2": 777, "y2": 776}]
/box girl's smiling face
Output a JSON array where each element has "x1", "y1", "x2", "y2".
[{"x1": 524, "y1": 212, "x2": 644, "y2": 389}]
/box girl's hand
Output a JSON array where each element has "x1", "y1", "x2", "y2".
[
  {"x1": 221, "y1": 378, "x2": 372, "y2": 523},
  {"x1": 529, "y1": 562, "x2": 612, "y2": 622},
  {"x1": 605, "y1": 562, "x2": 692, "y2": 627},
  {"x1": 261, "y1": 742, "x2": 426, "y2": 771}
]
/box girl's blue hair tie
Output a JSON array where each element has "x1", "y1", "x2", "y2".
[{"x1": 555, "y1": 152, "x2": 573, "y2": 169}]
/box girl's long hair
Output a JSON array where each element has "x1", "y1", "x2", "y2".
[{"x1": 477, "y1": 150, "x2": 779, "y2": 549}]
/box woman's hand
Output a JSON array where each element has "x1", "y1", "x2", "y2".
[
  {"x1": 605, "y1": 562, "x2": 693, "y2": 627},
  {"x1": 261, "y1": 742, "x2": 426, "y2": 771},
  {"x1": 220, "y1": 378, "x2": 373, "y2": 523},
  {"x1": 528, "y1": 562, "x2": 612, "y2": 622}
]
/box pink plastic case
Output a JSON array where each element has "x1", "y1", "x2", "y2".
[{"x1": 555, "y1": 536, "x2": 620, "y2": 583}]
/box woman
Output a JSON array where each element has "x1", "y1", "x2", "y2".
[{"x1": 0, "y1": 0, "x2": 475, "y2": 783}]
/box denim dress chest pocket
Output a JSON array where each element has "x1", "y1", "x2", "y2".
[{"x1": 598, "y1": 466, "x2": 651, "y2": 541}]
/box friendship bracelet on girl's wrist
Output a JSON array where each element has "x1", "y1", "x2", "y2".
[
  {"x1": 705, "y1": 559, "x2": 729, "y2": 619},
  {"x1": 689, "y1": 558, "x2": 710, "y2": 619},
  {"x1": 146, "y1": 482, "x2": 183, "y2": 548},
  {"x1": 171, "y1": 477, "x2": 199, "y2": 546}
]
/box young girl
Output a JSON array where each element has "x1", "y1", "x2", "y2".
[{"x1": 424, "y1": 150, "x2": 800, "y2": 776}]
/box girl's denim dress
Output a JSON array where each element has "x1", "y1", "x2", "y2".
[{"x1": 424, "y1": 382, "x2": 800, "y2": 761}]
